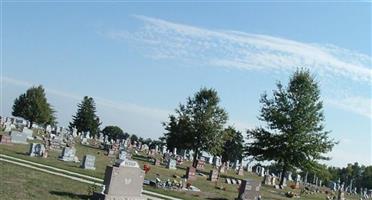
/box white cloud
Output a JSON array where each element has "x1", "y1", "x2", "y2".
[
  {"x1": 229, "y1": 119, "x2": 255, "y2": 133},
  {"x1": 106, "y1": 15, "x2": 372, "y2": 118},
  {"x1": 108, "y1": 15, "x2": 372, "y2": 83},
  {"x1": 326, "y1": 97, "x2": 372, "y2": 118}
]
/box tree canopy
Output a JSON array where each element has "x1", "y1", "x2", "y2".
[
  {"x1": 221, "y1": 126, "x2": 244, "y2": 163},
  {"x1": 163, "y1": 88, "x2": 228, "y2": 167},
  {"x1": 130, "y1": 134, "x2": 138, "y2": 145},
  {"x1": 12, "y1": 85, "x2": 56, "y2": 128},
  {"x1": 245, "y1": 69, "x2": 337, "y2": 185},
  {"x1": 69, "y1": 96, "x2": 101, "y2": 138},
  {"x1": 101, "y1": 126, "x2": 125, "y2": 142}
]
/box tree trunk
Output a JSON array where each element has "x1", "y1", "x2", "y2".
[
  {"x1": 29, "y1": 121, "x2": 33, "y2": 129},
  {"x1": 280, "y1": 164, "x2": 287, "y2": 186},
  {"x1": 192, "y1": 149, "x2": 199, "y2": 168}
]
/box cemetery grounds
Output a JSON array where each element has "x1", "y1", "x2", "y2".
[{"x1": 0, "y1": 131, "x2": 362, "y2": 200}]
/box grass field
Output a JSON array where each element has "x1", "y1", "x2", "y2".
[
  {"x1": 0, "y1": 161, "x2": 95, "y2": 200},
  {"x1": 0, "y1": 133, "x2": 363, "y2": 200}
]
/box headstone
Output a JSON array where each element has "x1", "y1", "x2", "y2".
[
  {"x1": 118, "y1": 150, "x2": 127, "y2": 160},
  {"x1": 4, "y1": 124, "x2": 12, "y2": 132},
  {"x1": 172, "y1": 147, "x2": 177, "y2": 155},
  {"x1": 282, "y1": 177, "x2": 287, "y2": 187},
  {"x1": 208, "y1": 169, "x2": 218, "y2": 182},
  {"x1": 226, "y1": 178, "x2": 232, "y2": 184},
  {"x1": 271, "y1": 176, "x2": 277, "y2": 186},
  {"x1": 153, "y1": 158, "x2": 160, "y2": 166},
  {"x1": 260, "y1": 167, "x2": 265, "y2": 177},
  {"x1": 287, "y1": 172, "x2": 293, "y2": 181},
  {"x1": 186, "y1": 166, "x2": 196, "y2": 181},
  {"x1": 237, "y1": 166, "x2": 244, "y2": 176},
  {"x1": 29, "y1": 143, "x2": 45, "y2": 157},
  {"x1": 50, "y1": 136, "x2": 63, "y2": 149},
  {"x1": 21, "y1": 127, "x2": 33, "y2": 139},
  {"x1": 92, "y1": 159, "x2": 145, "y2": 200},
  {"x1": 10, "y1": 131, "x2": 28, "y2": 144},
  {"x1": 167, "y1": 159, "x2": 176, "y2": 170},
  {"x1": 162, "y1": 145, "x2": 167, "y2": 154},
  {"x1": 71, "y1": 128, "x2": 77, "y2": 137},
  {"x1": 60, "y1": 147, "x2": 77, "y2": 162},
  {"x1": 219, "y1": 163, "x2": 226, "y2": 174},
  {"x1": 263, "y1": 175, "x2": 272, "y2": 185},
  {"x1": 0, "y1": 134, "x2": 12, "y2": 144},
  {"x1": 46, "y1": 125, "x2": 52, "y2": 133},
  {"x1": 246, "y1": 164, "x2": 253, "y2": 172},
  {"x1": 233, "y1": 160, "x2": 240, "y2": 170},
  {"x1": 196, "y1": 159, "x2": 205, "y2": 170},
  {"x1": 337, "y1": 189, "x2": 345, "y2": 200},
  {"x1": 81, "y1": 155, "x2": 96, "y2": 170},
  {"x1": 238, "y1": 179, "x2": 261, "y2": 200},
  {"x1": 212, "y1": 156, "x2": 221, "y2": 167},
  {"x1": 81, "y1": 138, "x2": 88, "y2": 145},
  {"x1": 295, "y1": 174, "x2": 301, "y2": 189},
  {"x1": 232, "y1": 179, "x2": 237, "y2": 184}
]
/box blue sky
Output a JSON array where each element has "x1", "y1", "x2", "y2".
[{"x1": 1, "y1": 2, "x2": 371, "y2": 167}]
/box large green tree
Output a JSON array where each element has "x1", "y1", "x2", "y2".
[
  {"x1": 245, "y1": 69, "x2": 336, "y2": 185},
  {"x1": 69, "y1": 96, "x2": 101, "y2": 138},
  {"x1": 163, "y1": 88, "x2": 228, "y2": 167},
  {"x1": 101, "y1": 126, "x2": 125, "y2": 142},
  {"x1": 12, "y1": 85, "x2": 56, "y2": 128},
  {"x1": 221, "y1": 126, "x2": 244, "y2": 164}
]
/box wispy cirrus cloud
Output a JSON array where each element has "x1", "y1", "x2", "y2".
[
  {"x1": 107, "y1": 15, "x2": 371, "y2": 82},
  {"x1": 325, "y1": 97, "x2": 372, "y2": 118},
  {"x1": 105, "y1": 15, "x2": 371, "y2": 118}
]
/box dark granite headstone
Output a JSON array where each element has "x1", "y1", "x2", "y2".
[
  {"x1": 186, "y1": 166, "x2": 196, "y2": 181},
  {"x1": 29, "y1": 143, "x2": 45, "y2": 157},
  {"x1": 0, "y1": 134, "x2": 12, "y2": 144},
  {"x1": 196, "y1": 159, "x2": 205, "y2": 170},
  {"x1": 238, "y1": 179, "x2": 261, "y2": 200}
]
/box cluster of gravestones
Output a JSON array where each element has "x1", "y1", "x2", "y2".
[
  {"x1": 27, "y1": 143, "x2": 97, "y2": 170},
  {"x1": 0, "y1": 127, "x2": 34, "y2": 145},
  {"x1": 1, "y1": 116, "x2": 34, "y2": 132}
]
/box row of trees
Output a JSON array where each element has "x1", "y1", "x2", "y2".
[
  {"x1": 328, "y1": 163, "x2": 372, "y2": 189},
  {"x1": 163, "y1": 69, "x2": 337, "y2": 185},
  {"x1": 12, "y1": 87, "x2": 144, "y2": 144}
]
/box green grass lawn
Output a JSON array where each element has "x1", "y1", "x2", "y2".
[
  {"x1": 0, "y1": 161, "x2": 96, "y2": 200},
  {"x1": 0, "y1": 134, "x2": 364, "y2": 200}
]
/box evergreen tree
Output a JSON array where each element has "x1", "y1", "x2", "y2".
[
  {"x1": 12, "y1": 85, "x2": 56, "y2": 128},
  {"x1": 163, "y1": 88, "x2": 228, "y2": 167},
  {"x1": 245, "y1": 69, "x2": 337, "y2": 185},
  {"x1": 69, "y1": 96, "x2": 101, "y2": 138}
]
